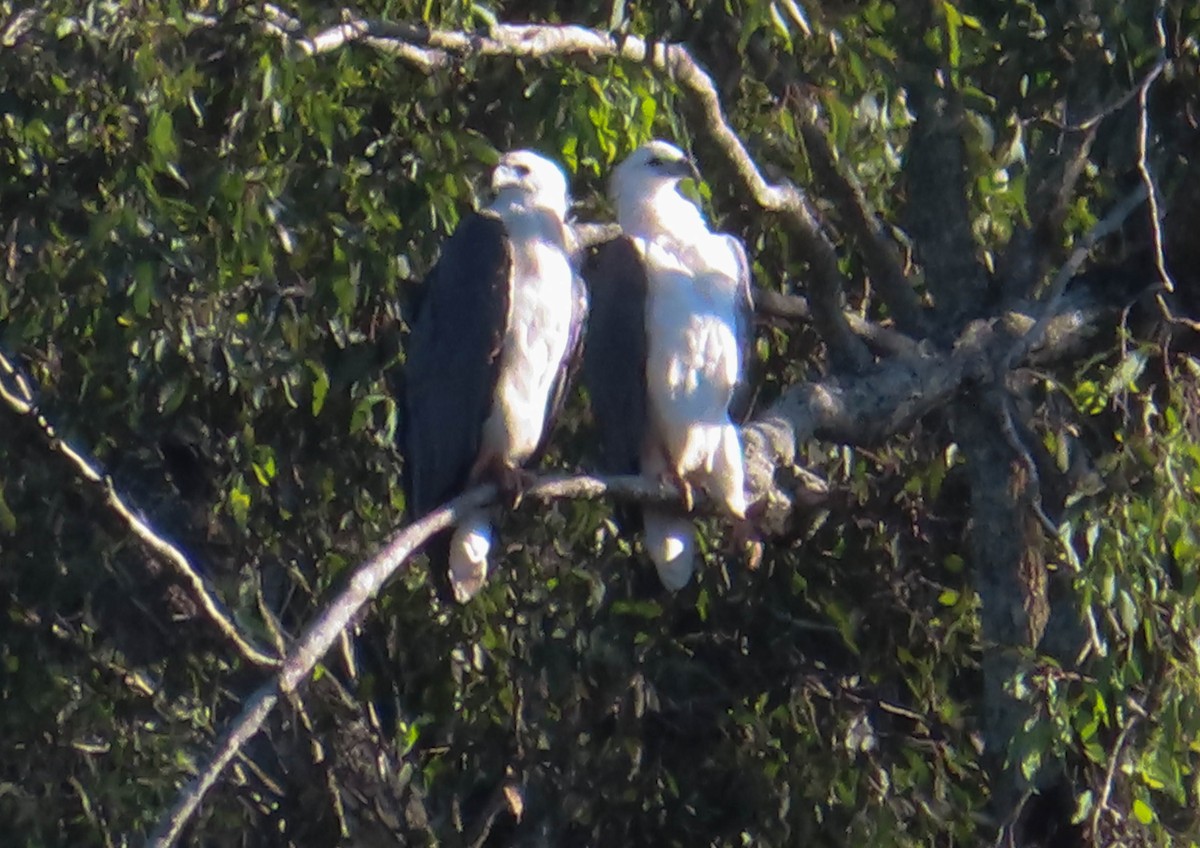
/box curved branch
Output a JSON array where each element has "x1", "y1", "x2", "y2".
[
  {"x1": 247, "y1": 8, "x2": 873, "y2": 371},
  {"x1": 145, "y1": 472, "x2": 716, "y2": 846},
  {"x1": 798, "y1": 119, "x2": 928, "y2": 336},
  {"x1": 0, "y1": 349, "x2": 281, "y2": 670}
]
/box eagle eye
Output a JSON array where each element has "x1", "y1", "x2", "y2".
[
  {"x1": 647, "y1": 156, "x2": 665, "y2": 167},
  {"x1": 514, "y1": 163, "x2": 532, "y2": 177}
]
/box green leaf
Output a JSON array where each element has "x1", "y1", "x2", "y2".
[
  {"x1": 149, "y1": 110, "x2": 177, "y2": 160},
  {"x1": 309, "y1": 361, "x2": 330, "y2": 416},
  {"x1": 1131, "y1": 798, "x2": 1154, "y2": 825}
]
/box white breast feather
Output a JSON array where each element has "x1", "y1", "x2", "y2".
[
  {"x1": 641, "y1": 233, "x2": 747, "y2": 518},
  {"x1": 481, "y1": 217, "x2": 575, "y2": 466}
]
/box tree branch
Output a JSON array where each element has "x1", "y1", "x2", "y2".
[
  {"x1": 144, "y1": 472, "x2": 723, "y2": 846},
  {"x1": 797, "y1": 112, "x2": 929, "y2": 337},
  {"x1": 730, "y1": 31, "x2": 927, "y2": 339},
  {"x1": 246, "y1": 7, "x2": 873, "y2": 371},
  {"x1": 0, "y1": 349, "x2": 281, "y2": 670},
  {"x1": 902, "y1": 82, "x2": 989, "y2": 329},
  {"x1": 754, "y1": 287, "x2": 922, "y2": 358},
  {"x1": 741, "y1": 284, "x2": 1117, "y2": 532}
]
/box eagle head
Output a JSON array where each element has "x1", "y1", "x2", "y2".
[
  {"x1": 491, "y1": 150, "x2": 570, "y2": 220},
  {"x1": 611, "y1": 140, "x2": 701, "y2": 199}
]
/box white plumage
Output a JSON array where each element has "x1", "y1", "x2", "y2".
[
  {"x1": 403, "y1": 150, "x2": 585, "y2": 602},
  {"x1": 596, "y1": 140, "x2": 751, "y2": 589}
]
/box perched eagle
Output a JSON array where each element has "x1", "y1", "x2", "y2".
[
  {"x1": 583, "y1": 141, "x2": 753, "y2": 590},
  {"x1": 402, "y1": 150, "x2": 586, "y2": 602}
]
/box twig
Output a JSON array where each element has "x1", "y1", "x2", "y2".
[
  {"x1": 797, "y1": 119, "x2": 928, "y2": 336},
  {"x1": 245, "y1": 9, "x2": 872, "y2": 370},
  {"x1": 0, "y1": 349, "x2": 280, "y2": 669},
  {"x1": 1135, "y1": 59, "x2": 1171, "y2": 293},
  {"x1": 1136, "y1": 1, "x2": 1174, "y2": 294},
  {"x1": 1001, "y1": 185, "x2": 1149, "y2": 373},
  {"x1": 145, "y1": 472, "x2": 715, "y2": 846},
  {"x1": 1090, "y1": 714, "x2": 1139, "y2": 840}
]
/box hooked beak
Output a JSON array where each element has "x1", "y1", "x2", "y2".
[
  {"x1": 667, "y1": 157, "x2": 701, "y2": 183},
  {"x1": 491, "y1": 164, "x2": 522, "y2": 195}
]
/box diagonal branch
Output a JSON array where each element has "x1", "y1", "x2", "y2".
[
  {"x1": 144, "y1": 472, "x2": 714, "y2": 846},
  {"x1": 247, "y1": 7, "x2": 873, "y2": 371},
  {"x1": 145, "y1": 262, "x2": 1128, "y2": 842},
  {"x1": 0, "y1": 349, "x2": 281, "y2": 670},
  {"x1": 798, "y1": 119, "x2": 928, "y2": 336},
  {"x1": 732, "y1": 32, "x2": 925, "y2": 339}
]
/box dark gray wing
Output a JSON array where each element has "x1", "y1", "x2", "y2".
[
  {"x1": 582, "y1": 236, "x2": 649, "y2": 488},
  {"x1": 401, "y1": 212, "x2": 510, "y2": 517},
  {"x1": 724, "y1": 233, "x2": 757, "y2": 424}
]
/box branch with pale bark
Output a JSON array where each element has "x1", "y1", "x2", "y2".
[
  {"x1": 144, "y1": 472, "x2": 716, "y2": 846},
  {"x1": 0, "y1": 349, "x2": 281, "y2": 670},
  {"x1": 241, "y1": 5, "x2": 875, "y2": 371},
  {"x1": 1, "y1": 7, "x2": 1163, "y2": 843},
  {"x1": 145, "y1": 257, "x2": 1131, "y2": 843}
]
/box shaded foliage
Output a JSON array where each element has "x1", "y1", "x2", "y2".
[{"x1": 2, "y1": 1, "x2": 1200, "y2": 846}]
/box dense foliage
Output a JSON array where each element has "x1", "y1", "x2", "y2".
[{"x1": 2, "y1": 1, "x2": 1199, "y2": 845}]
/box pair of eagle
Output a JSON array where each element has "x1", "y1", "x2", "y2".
[{"x1": 403, "y1": 142, "x2": 753, "y2": 602}]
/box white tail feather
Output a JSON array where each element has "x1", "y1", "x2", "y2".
[
  {"x1": 643, "y1": 509, "x2": 696, "y2": 590},
  {"x1": 449, "y1": 511, "x2": 493, "y2": 603}
]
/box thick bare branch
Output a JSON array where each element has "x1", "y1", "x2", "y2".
[
  {"x1": 0, "y1": 349, "x2": 281, "y2": 670},
  {"x1": 742, "y1": 285, "x2": 1117, "y2": 531},
  {"x1": 798, "y1": 117, "x2": 928, "y2": 337},
  {"x1": 902, "y1": 83, "x2": 989, "y2": 328},
  {"x1": 145, "y1": 471, "x2": 727, "y2": 846},
  {"x1": 248, "y1": 10, "x2": 872, "y2": 371}
]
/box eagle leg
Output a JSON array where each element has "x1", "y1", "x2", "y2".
[
  {"x1": 471, "y1": 450, "x2": 535, "y2": 509},
  {"x1": 727, "y1": 499, "x2": 766, "y2": 571},
  {"x1": 643, "y1": 436, "x2": 695, "y2": 512},
  {"x1": 661, "y1": 468, "x2": 695, "y2": 513},
  {"x1": 496, "y1": 463, "x2": 536, "y2": 510}
]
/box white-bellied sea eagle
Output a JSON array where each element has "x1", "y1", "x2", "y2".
[
  {"x1": 402, "y1": 150, "x2": 586, "y2": 602},
  {"x1": 583, "y1": 141, "x2": 753, "y2": 590}
]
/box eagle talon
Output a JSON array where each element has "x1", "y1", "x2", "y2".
[
  {"x1": 661, "y1": 471, "x2": 695, "y2": 512},
  {"x1": 498, "y1": 466, "x2": 536, "y2": 510},
  {"x1": 680, "y1": 479, "x2": 695, "y2": 512},
  {"x1": 728, "y1": 501, "x2": 766, "y2": 570}
]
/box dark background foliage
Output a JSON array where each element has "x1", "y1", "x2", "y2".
[{"x1": 2, "y1": 1, "x2": 1199, "y2": 845}]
